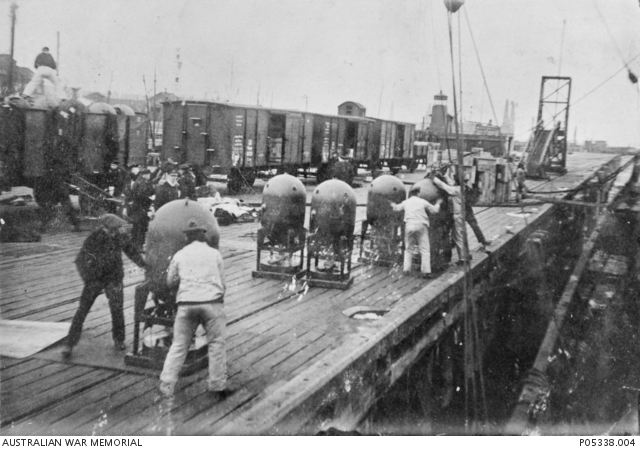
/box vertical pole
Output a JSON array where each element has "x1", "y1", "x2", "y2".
[{"x1": 7, "y1": 3, "x2": 17, "y2": 96}]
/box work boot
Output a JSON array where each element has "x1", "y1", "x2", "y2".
[
  {"x1": 61, "y1": 345, "x2": 73, "y2": 360},
  {"x1": 159, "y1": 382, "x2": 175, "y2": 398}
]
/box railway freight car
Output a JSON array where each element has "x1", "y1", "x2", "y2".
[
  {"x1": 160, "y1": 99, "x2": 417, "y2": 191},
  {"x1": 367, "y1": 117, "x2": 416, "y2": 175},
  {"x1": 0, "y1": 98, "x2": 148, "y2": 195},
  {"x1": 162, "y1": 100, "x2": 324, "y2": 192},
  {"x1": 308, "y1": 112, "x2": 374, "y2": 184}
]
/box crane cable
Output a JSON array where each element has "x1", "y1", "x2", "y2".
[
  {"x1": 462, "y1": 7, "x2": 500, "y2": 127},
  {"x1": 446, "y1": 9, "x2": 488, "y2": 431}
]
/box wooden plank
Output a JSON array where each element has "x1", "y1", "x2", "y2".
[
  {"x1": 4, "y1": 373, "x2": 142, "y2": 436},
  {"x1": 2, "y1": 367, "x2": 116, "y2": 428}
]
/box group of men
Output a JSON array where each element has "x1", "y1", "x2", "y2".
[
  {"x1": 58, "y1": 155, "x2": 228, "y2": 399},
  {"x1": 108, "y1": 161, "x2": 200, "y2": 249},
  {"x1": 391, "y1": 165, "x2": 493, "y2": 279},
  {"x1": 62, "y1": 209, "x2": 230, "y2": 400}
]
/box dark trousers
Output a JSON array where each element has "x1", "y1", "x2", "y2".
[
  {"x1": 465, "y1": 209, "x2": 487, "y2": 245},
  {"x1": 67, "y1": 279, "x2": 125, "y2": 347},
  {"x1": 130, "y1": 211, "x2": 149, "y2": 249}
]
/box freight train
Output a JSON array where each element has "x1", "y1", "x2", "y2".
[
  {"x1": 0, "y1": 97, "x2": 149, "y2": 196},
  {"x1": 1, "y1": 94, "x2": 508, "y2": 196},
  {"x1": 160, "y1": 100, "x2": 416, "y2": 191}
]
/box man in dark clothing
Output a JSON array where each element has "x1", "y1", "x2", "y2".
[
  {"x1": 154, "y1": 168, "x2": 181, "y2": 211},
  {"x1": 34, "y1": 171, "x2": 81, "y2": 233},
  {"x1": 102, "y1": 160, "x2": 127, "y2": 214},
  {"x1": 23, "y1": 47, "x2": 65, "y2": 100},
  {"x1": 465, "y1": 196, "x2": 492, "y2": 249},
  {"x1": 178, "y1": 164, "x2": 197, "y2": 200},
  {"x1": 34, "y1": 48, "x2": 57, "y2": 70},
  {"x1": 62, "y1": 214, "x2": 146, "y2": 359},
  {"x1": 128, "y1": 169, "x2": 154, "y2": 250}
]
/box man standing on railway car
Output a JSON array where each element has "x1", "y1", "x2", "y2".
[
  {"x1": 154, "y1": 168, "x2": 180, "y2": 211},
  {"x1": 22, "y1": 47, "x2": 65, "y2": 102},
  {"x1": 391, "y1": 187, "x2": 442, "y2": 278},
  {"x1": 61, "y1": 214, "x2": 146, "y2": 359},
  {"x1": 159, "y1": 218, "x2": 230, "y2": 399}
]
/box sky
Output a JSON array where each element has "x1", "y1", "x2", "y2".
[{"x1": 2, "y1": 0, "x2": 640, "y2": 147}]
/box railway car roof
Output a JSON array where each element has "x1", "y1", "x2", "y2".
[{"x1": 161, "y1": 100, "x2": 381, "y2": 124}]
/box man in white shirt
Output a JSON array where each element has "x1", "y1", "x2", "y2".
[
  {"x1": 159, "y1": 218, "x2": 230, "y2": 400},
  {"x1": 392, "y1": 187, "x2": 442, "y2": 278}
]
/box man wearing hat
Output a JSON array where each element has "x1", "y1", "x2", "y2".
[
  {"x1": 128, "y1": 168, "x2": 154, "y2": 249},
  {"x1": 391, "y1": 187, "x2": 442, "y2": 278},
  {"x1": 159, "y1": 218, "x2": 229, "y2": 399},
  {"x1": 178, "y1": 163, "x2": 197, "y2": 201},
  {"x1": 62, "y1": 214, "x2": 146, "y2": 358},
  {"x1": 154, "y1": 167, "x2": 181, "y2": 211}
]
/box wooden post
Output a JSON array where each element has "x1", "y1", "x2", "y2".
[{"x1": 6, "y1": 3, "x2": 17, "y2": 96}]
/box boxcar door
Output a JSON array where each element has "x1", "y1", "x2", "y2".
[
  {"x1": 302, "y1": 114, "x2": 313, "y2": 165},
  {"x1": 255, "y1": 109, "x2": 269, "y2": 167},
  {"x1": 161, "y1": 102, "x2": 184, "y2": 163},
  {"x1": 128, "y1": 114, "x2": 149, "y2": 166},
  {"x1": 284, "y1": 113, "x2": 302, "y2": 165},
  {"x1": 244, "y1": 109, "x2": 257, "y2": 169},
  {"x1": 355, "y1": 121, "x2": 369, "y2": 163},
  {"x1": 231, "y1": 108, "x2": 246, "y2": 168},
  {"x1": 185, "y1": 104, "x2": 209, "y2": 166}
]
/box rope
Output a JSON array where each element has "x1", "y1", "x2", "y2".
[
  {"x1": 447, "y1": 9, "x2": 488, "y2": 430},
  {"x1": 591, "y1": 0, "x2": 629, "y2": 68},
  {"x1": 463, "y1": 7, "x2": 500, "y2": 126}
]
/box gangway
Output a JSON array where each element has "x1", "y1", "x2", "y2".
[{"x1": 524, "y1": 76, "x2": 571, "y2": 179}]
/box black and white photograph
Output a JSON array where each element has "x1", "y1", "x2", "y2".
[{"x1": 1, "y1": 0, "x2": 640, "y2": 437}]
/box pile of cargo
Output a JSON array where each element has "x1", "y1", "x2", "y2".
[{"x1": 426, "y1": 148, "x2": 514, "y2": 204}]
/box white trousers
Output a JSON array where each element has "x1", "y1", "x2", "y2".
[
  {"x1": 23, "y1": 66, "x2": 65, "y2": 99},
  {"x1": 404, "y1": 222, "x2": 431, "y2": 274}
]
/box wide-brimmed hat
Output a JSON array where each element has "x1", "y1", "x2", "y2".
[
  {"x1": 179, "y1": 163, "x2": 190, "y2": 170},
  {"x1": 101, "y1": 214, "x2": 127, "y2": 230},
  {"x1": 182, "y1": 218, "x2": 207, "y2": 233}
]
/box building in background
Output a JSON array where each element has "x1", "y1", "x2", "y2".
[{"x1": 0, "y1": 54, "x2": 33, "y2": 96}]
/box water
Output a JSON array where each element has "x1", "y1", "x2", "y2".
[{"x1": 361, "y1": 204, "x2": 640, "y2": 435}]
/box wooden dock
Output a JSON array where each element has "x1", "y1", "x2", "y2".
[{"x1": 0, "y1": 152, "x2": 633, "y2": 435}]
